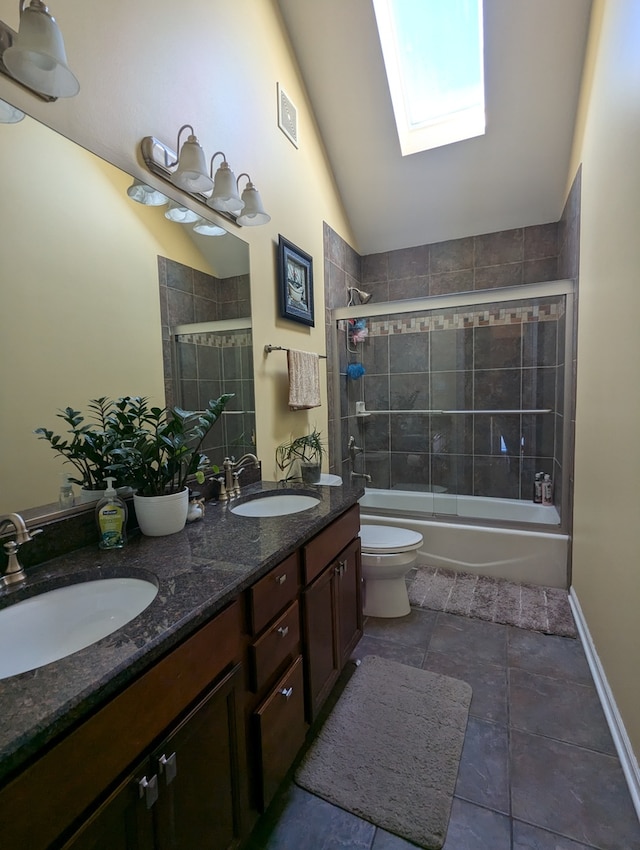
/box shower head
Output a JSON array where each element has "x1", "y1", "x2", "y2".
[{"x1": 347, "y1": 287, "x2": 372, "y2": 306}]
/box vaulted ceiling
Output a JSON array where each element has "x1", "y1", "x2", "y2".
[{"x1": 276, "y1": 0, "x2": 593, "y2": 255}]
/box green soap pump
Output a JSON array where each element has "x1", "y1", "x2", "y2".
[{"x1": 95, "y1": 477, "x2": 127, "y2": 550}]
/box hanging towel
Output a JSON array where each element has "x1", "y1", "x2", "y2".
[{"x1": 287, "y1": 349, "x2": 321, "y2": 410}]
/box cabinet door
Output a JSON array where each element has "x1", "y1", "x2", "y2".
[
  {"x1": 61, "y1": 758, "x2": 155, "y2": 850},
  {"x1": 335, "y1": 538, "x2": 363, "y2": 669},
  {"x1": 302, "y1": 564, "x2": 339, "y2": 721},
  {"x1": 153, "y1": 663, "x2": 246, "y2": 850}
]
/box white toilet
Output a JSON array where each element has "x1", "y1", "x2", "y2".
[{"x1": 359, "y1": 524, "x2": 424, "y2": 618}]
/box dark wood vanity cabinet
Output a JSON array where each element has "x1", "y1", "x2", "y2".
[
  {"x1": 0, "y1": 600, "x2": 247, "y2": 850},
  {"x1": 301, "y1": 505, "x2": 363, "y2": 722},
  {"x1": 244, "y1": 553, "x2": 308, "y2": 814},
  {"x1": 1, "y1": 501, "x2": 363, "y2": 850},
  {"x1": 62, "y1": 663, "x2": 246, "y2": 850}
]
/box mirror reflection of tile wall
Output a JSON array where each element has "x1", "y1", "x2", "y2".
[{"x1": 159, "y1": 256, "x2": 255, "y2": 463}]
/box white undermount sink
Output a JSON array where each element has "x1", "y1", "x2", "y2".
[
  {"x1": 0, "y1": 577, "x2": 158, "y2": 680},
  {"x1": 230, "y1": 493, "x2": 320, "y2": 517}
]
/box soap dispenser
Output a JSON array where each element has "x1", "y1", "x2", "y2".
[{"x1": 95, "y1": 477, "x2": 127, "y2": 549}]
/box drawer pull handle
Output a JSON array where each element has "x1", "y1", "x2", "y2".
[
  {"x1": 277, "y1": 625, "x2": 289, "y2": 638},
  {"x1": 159, "y1": 752, "x2": 177, "y2": 785},
  {"x1": 280, "y1": 686, "x2": 293, "y2": 699},
  {"x1": 139, "y1": 774, "x2": 158, "y2": 809},
  {"x1": 275, "y1": 574, "x2": 287, "y2": 585},
  {"x1": 340, "y1": 560, "x2": 348, "y2": 576}
]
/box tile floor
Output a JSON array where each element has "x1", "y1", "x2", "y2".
[{"x1": 247, "y1": 607, "x2": 640, "y2": 850}]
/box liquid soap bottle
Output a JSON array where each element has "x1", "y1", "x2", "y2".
[{"x1": 95, "y1": 476, "x2": 127, "y2": 549}]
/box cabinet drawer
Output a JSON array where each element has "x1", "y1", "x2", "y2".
[
  {"x1": 250, "y1": 600, "x2": 300, "y2": 692},
  {"x1": 302, "y1": 503, "x2": 360, "y2": 585},
  {"x1": 254, "y1": 655, "x2": 307, "y2": 811},
  {"x1": 247, "y1": 552, "x2": 300, "y2": 635}
]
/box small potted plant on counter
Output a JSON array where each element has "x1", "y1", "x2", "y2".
[
  {"x1": 35, "y1": 397, "x2": 130, "y2": 503},
  {"x1": 109, "y1": 394, "x2": 233, "y2": 536},
  {"x1": 275, "y1": 427, "x2": 326, "y2": 485}
]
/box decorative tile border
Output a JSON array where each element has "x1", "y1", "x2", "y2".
[{"x1": 175, "y1": 330, "x2": 252, "y2": 348}]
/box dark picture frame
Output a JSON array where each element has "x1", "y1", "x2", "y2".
[{"x1": 277, "y1": 235, "x2": 314, "y2": 327}]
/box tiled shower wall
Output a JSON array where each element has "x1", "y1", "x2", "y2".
[
  {"x1": 325, "y1": 209, "x2": 580, "y2": 510},
  {"x1": 158, "y1": 256, "x2": 255, "y2": 463}
]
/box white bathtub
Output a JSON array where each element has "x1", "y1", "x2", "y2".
[{"x1": 359, "y1": 488, "x2": 569, "y2": 588}]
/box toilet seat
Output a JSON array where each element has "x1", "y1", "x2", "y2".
[{"x1": 360, "y1": 524, "x2": 423, "y2": 554}]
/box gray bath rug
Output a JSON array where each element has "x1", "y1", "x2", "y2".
[
  {"x1": 408, "y1": 566, "x2": 577, "y2": 638},
  {"x1": 295, "y1": 655, "x2": 471, "y2": 850}
]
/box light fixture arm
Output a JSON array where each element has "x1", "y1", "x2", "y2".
[
  {"x1": 166, "y1": 124, "x2": 196, "y2": 168},
  {"x1": 236, "y1": 172, "x2": 251, "y2": 190},
  {"x1": 209, "y1": 150, "x2": 227, "y2": 175}
]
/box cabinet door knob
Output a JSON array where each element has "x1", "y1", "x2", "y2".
[
  {"x1": 139, "y1": 774, "x2": 159, "y2": 809},
  {"x1": 277, "y1": 625, "x2": 289, "y2": 638},
  {"x1": 279, "y1": 686, "x2": 293, "y2": 699},
  {"x1": 159, "y1": 751, "x2": 178, "y2": 785},
  {"x1": 275, "y1": 574, "x2": 287, "y2": 585}
]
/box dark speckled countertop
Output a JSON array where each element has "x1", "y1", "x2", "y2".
[{"x1": 0, "y1": 479, "x2": 362, "y2": 784}]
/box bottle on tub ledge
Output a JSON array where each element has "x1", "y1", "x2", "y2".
[
  {"x1": 533, "y1": 472, "x2": 543, "y2": 504},
  {"x1": 542, "y1": 474, "x2": 554, "y2": 506}
]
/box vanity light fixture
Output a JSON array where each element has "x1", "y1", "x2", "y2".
[
  {"x1": 0, "y1": 97, "x2": 24, "y2": 122},
  {"x1": 140, "y1": 135, "x2": 270, "y2": 228},
  {"x1": 164, "y1": 201, "x2": 200, "y2": 223},
  {"x1": 192, "y1": 218, "x2": 226, "y2": 236},
  {"x1": 126, "y1": 179, "x2": 168, "y2": 206},
  {"x1": 0, "y1": 0, "x2": 79, "y2": 100},
  {"x1": 170, "y1": 124, "x2": 214, "y2": 194},
  {"x1": 207, "y1": 151, "x2": 244, "y2": 215},
  {"x1": 236, "y1": 173, "x2": 271, "y2": 227}
]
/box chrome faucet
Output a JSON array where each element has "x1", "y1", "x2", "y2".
[
  {"x1": 0, "y1": 513, "x2": 43, "y2": 587},
  {"x1": 222, "y1": 454, "x2": 260, "y2": 496},
  {"x1": 348, "y1": 437, "x2": 371, "y2": 484}
]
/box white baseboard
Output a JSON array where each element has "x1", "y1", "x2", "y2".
[{"x1": 569, "y1": 588, "x2": 640, "y2": 820}]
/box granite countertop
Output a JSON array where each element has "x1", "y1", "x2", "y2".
[{"x1": 0, "y1": 479, "x2": 361, "y2": 784}]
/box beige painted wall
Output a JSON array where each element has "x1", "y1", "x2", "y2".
[
  {"x1": 568, "y1": 0, "x2": 640, "y2": 757},
  {"x1": 0, "y1": 0, "x2": 356, "y2": 503}
]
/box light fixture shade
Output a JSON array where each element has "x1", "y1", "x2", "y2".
[
  {"x1": 207, "y1": 160, "x2": 244, "y2": 215},
  {"x1": 126, "y1": 179, "x2": 168, "y2": 206},
  {"x1": 164, "y1": 201, "x2": 200, "y2": 223},
  {"x1": 171, "y1": 133, "x2": 214, "y2": 194},
  {"x1": 193, "y1": 218, "x2": 226, "y2": 236},
  {"x1": 3, "y1": 1, "x2": 80, "y2": 98},
  {"x1": 236, "y1": 181, "x2": 271, "y2": 227},
  {"x1": 0, "y1": 97, "x2": 25, "y2": 123}
]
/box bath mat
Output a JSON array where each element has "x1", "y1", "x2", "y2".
[
  {"x1": 295, "y1": 655, "x2": 471, "y2": 850},
  {"x1": 408, "y1": 566, "x2": 577, "y2": 637}
]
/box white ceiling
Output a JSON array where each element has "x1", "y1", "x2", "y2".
[{"x1": 276, "y1": 0, "x2": 593, "y2": 256}]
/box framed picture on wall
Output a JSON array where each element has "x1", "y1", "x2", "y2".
[{"x1": 278, "y1": 235, "x2": 314, "y2": 327}]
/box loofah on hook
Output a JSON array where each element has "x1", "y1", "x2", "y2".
[{"x1": 346, "y1": 363, "x2": 366, "y2": 380}]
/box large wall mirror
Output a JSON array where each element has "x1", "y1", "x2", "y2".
[{"x1": 0, "y1": 104, "x2": 253, "y2": 516}]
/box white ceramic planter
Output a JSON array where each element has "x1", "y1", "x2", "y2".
[{"x1": 133, "y1": 488, "x2": 189, "y2": 537}]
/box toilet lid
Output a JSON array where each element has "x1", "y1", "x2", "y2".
[{"x1": 359, "y1": 524, "x2": 423, "y2": 553}]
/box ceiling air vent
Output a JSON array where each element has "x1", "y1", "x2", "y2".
[{"x1": 277, "y1": 83, "x2": 298, "y2": 148}]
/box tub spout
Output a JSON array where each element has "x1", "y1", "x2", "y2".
[{"x1": 350, "y1": 471, "x2": 371, "y2": 484}]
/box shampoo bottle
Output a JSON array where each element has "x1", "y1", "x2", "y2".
[
  {"x1": 542, "y1": 474, "x2": 553, "y2": 506},
  {"x1": 533, "y1": 472, "x2": 543, "y2": 504},
  {"x1": 95, "y1": 476, "x2": 127, "y2": 549}
]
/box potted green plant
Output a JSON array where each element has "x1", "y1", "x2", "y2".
[
  {"x1": 34, "y1": 397, "x2": 129, "y2": 503},
  {"x1": 109, "y1": 394, "x2": 233, "y2": 536},
  {"x1": 275, "y1": 427, "x2": 326, "y2": 485}
]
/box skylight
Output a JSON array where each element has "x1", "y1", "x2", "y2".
[{"x1": 372, "y1": 0, "x2": 485, "y2": 156}]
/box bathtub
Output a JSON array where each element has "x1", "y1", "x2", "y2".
[{"x1": 359, "y1": 488, "x2": 569, "y2": 589}]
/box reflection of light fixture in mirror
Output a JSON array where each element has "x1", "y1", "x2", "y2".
[
  {"x1": 236, "y1": 173, "x2": 271, "y2": 227},
  {"x1": 126, "y1": 179, "x2": 168, "y2": 206},
  {"x1": 207, "y1": 151, "x2": 244, "y2": 215},
  {"x1": 347, "y1": 286, "x2": 372, "y2": 306},
  {"x1": 193, "y1": 218, "x2": 226, "y2": 236},
  {"x1": 0, "y1": 0, "x2": 79, "y2": 99},
  {"x1": 0, "y1": 97, "x2": 24, "y2": 122},
  {"x1": 170, "y1": 125, "x2": 213, "y2": 194},
  {"x1": 164, "y1": 201, "x2": 200, "y2": 223}
]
